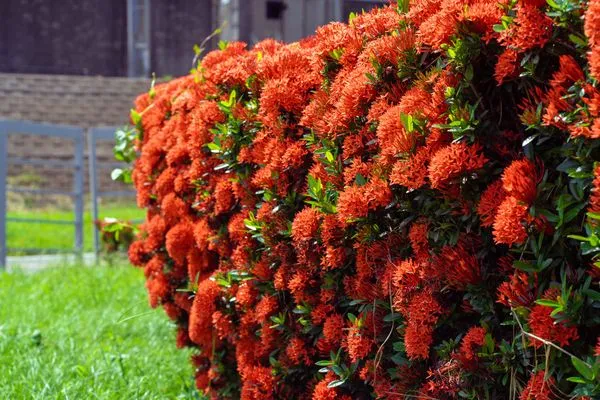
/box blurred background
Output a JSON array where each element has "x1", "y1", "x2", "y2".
[{"x1": 0, "y1": 0, "x2": 386, "y2": 269}]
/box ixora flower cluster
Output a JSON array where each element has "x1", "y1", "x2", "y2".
[{"x1": 127, "y1": 0, "x2": 600, "y2": 398}]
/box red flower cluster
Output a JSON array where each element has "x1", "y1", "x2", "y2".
[
  {"x1": 126, "y1": 1, "x2": 600, "y2": 398},
  {"x1": 520, "y1": 371, "x2": 555, "y2": 400}
]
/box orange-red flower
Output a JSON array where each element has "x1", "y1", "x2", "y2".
[
  {"x1": 493, "y1": 196, "x2": 530, "y2": 245},
  {"x1": 337, "y1": 185, "x2": 369, "y2": 221},
  {"x1": 528, "y1": 302, "x2": 579, "y2": 348},
  {"x1": 428, "y1": 143, "x2": 488, "y2": 190},
  {"x1": 519, "y1": 371, "x2": 555, "y2": 400},
  {"x1": 165, "y1": 221, "x2": 194, "y2": 265},
  {"x1": 377, "y1": 104, "x2": 419, "y2": 160},
  {"x1": 457, "y1": 326, "x2": 487, "y2": 370},
  {"x1": 347, "y1": 324, "x2": 374, "y2": 363},
  {"x1": 436, "y1": 241, "x2": 482, "y2": 290},
  {"x1": 322, "y1": 313, "x2": 346, "y2": 346},
  {"x1": 312, "y1": 372, "x2": 352, "y2": 400},
  {"x1": 497, "y1": 271, "x2": 536, "y2": 307},
  {"x1": 495, "y1": 48, "x2": 520, "y2": 85},
  {"x1": 477, "y1": 180, "x2": 507, "y2": 227},
  {"x1": 390, "y1": 147, "x2": 430, "y2": 189},
  {"x1": 501, "y1": 158, "x2": 540, "y2": 205},
  {"x1": 590, "y1": 165, "x2": 600, "y2": 216},
  {"x1": 189, "y1": 279, "x2": 221, "y2": 350},
  {"x1": 585, "y1": 0, "x2": 600, "y2": 79},
  {"x1": 409, "y1": 221, "x2": 430, "y2": 259},
  {"x1": 291, "y1": 207, "x2": 322, "y2": 242},
  {"x1": 417, "y1": 2, "x2": 461, "y2": 49},
  {"x1": 404, "y1": 290, "x2": 443, "y2": 360},
  {"x1": 286, "y1": 337, "x2": 312, "y2": 366},
  {"x1": 214, "y1": 178, "x2": 236, "y2": 215},
  {"x1": 500, "y1": 5, "x2": 553, "y2": 51}
]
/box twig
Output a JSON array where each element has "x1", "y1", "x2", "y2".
[
  {"x1": 373, "y1": 279, "x2": 397, "y2": 385},
  {"x1": 384, "y1": 392, "x2": 439, "y2": 400},
  {"x1": 510, "y1": 307, "x2": 592, "y2": 369}
]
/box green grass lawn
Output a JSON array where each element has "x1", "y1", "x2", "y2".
[
  {"x1": 6, "y1": 203, "x2": 145, "y2": 255},
  {"x1": 0, "y1": 265, "x2": 196, "y2": 399}
]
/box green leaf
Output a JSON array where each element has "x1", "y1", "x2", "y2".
[
  {"x1": 130, "y1": 109, "x2": 141, "y2": 125},
  {"x1": 193, "y1": 43, "x2": 201, "y2": 56},
  {"x1": 587, "y1": 212, "x2": 600, "y2": 221},
  {"x1": 513, "y1": 260, "x2": 537, "y2": 272},
  {"x1": 522, "y1": 134, "x2": 538, "y2": 147},
  {"x1": 327, "y1": 380, "x2": 345, "y2": 388},
  {"x1": 111, "y1": 168, "x2": 123, "y2": 181},
  {"x1": 330, "y1": 48, "x2": 344, "y2": 61},
  {"x1": 348, "y1": 299, "x2": 365, "y2": 306},
  {"x1": 331, "y1": 365, "x2": 344, "y2": 377},
  {"x1": 325, "y1": 151, "x2": 335, "y2": 163},
  {"x1": 315, "y1": 360, "x2": 334, "y2": 366},
  {"x1": 206, "y1": 142, "x2": 221, "y2": 153},
  {"x1": 464, "y1": 64, "x2": 474, "y2": 81},
  {"x1": 391, "y1": 352, "x2": 406, "y2": 365},
  {"x1": 400, "y1": 113, "x2": 414, "y2": 132},
  {"x1": 571, "y1": 356, "x2": 595, "y2": 381},
  {"x1": 392, "y1": 341, "x2": 405, "y2": 352},
  {"x1": 383, "y1": 312, "x2": 401, "y2": 322},
  {"x1": 567, "y1": 234, "x2": 591, "y2": 243},
  {"x1": 535, "y1": 299, "x2": 559, "y2": 308},
  {"x1": 492, "y1": 24, "x2": 505, "y2": 33},
  {"x1": 397, "y1": 0, "x2": 409, "y2": 13},
  {"x1": 148, "y1": 73, "x2": 156, "y2": 99},
  {"x1": 355, "y1": 174, "x2": 367, "y2": 186}
]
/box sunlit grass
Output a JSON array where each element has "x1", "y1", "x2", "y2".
[
  {"x1": 0, "y1": 265, "x2": 196, "y2": 399},
  {"x1": 6, "y1": 203, "x2": 145, "y2": 255}
]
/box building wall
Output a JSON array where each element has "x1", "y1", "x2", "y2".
[
  {"x1": 344, "y1": 0, "x2": 386, "y2": 16},
  {"x1": 237, "y1": 0, "x2": 386, "y2": 46},
  {"x1": 150, "y1": 0, "x2": 214, "y2": 78},
  {"x1": 0, "y1": 0, "x2": 128, "y2": 76},
  {"x1": 238, "y1": 0, "x2": 339, "y2": 44},
  {"x1": 0, "y1": 0, "x2": 214, "y2": 78},
  {"x1": 0, "y1": 0, "x2": 384, "y2": 78}
]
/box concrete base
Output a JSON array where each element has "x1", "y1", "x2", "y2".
[{"x1": 5, "y1": 253, "x2": 96, "y2": 272}]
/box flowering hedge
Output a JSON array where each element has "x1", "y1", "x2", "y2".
[{"x1": 127, "y1": 0, "x2": 600, "y2": 398}]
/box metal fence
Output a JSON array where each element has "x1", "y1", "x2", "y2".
[{"x1": 0, "y1": 120, "x2": 134, "y2": 269}]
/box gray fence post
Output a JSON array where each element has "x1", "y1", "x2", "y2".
[
  {"x1": 74, "y1": 132, "x2": 85, "y2": 258},
  {"x1": 88, "y1": 129, "x2": 100, "y2": 260},
  {"x1": 0, "y1": 123, "x2": 7, "y2": 269}
]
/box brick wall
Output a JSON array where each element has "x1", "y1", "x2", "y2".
[{"x1": 0, "y1": 73, "x2": 150, "y2": 199}]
